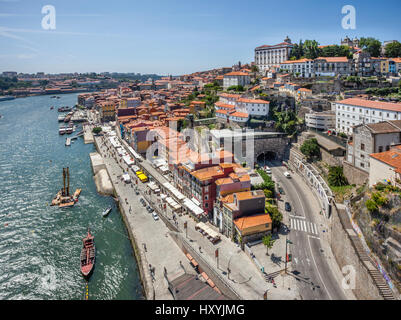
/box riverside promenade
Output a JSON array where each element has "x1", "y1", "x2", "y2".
[
  {"x1": 92, "y1": 128, "x2": 301, "y2": 300},
  {"x1": 94, "y1": 136, "x2": 189, "y2": 300}
]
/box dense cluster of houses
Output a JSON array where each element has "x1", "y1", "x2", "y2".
[{"x1": 82, "y1": 75, "x2": 273, "y2": 245}]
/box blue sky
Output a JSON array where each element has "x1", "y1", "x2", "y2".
[{"x1": 1, "y1": 0, "x2": 401, "y2": 75}]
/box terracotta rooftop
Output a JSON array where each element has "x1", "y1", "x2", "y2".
[
  {"x1": 336, "y1": 98, "x2": 401, "y2": 112},
  {"x1": 234, "y1": 214, "x2": 272, "y2": 231},
  {"x1": 237, "y1": 98, "x2": 269, "y2": 104},
  {"x1": 316, "y1": 56, "x2": 349, "y2": 63},
  {"x1": 370, "y1": 145, "x2": 401, "y2": 173}
]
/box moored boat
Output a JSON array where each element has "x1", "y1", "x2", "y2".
[
  {"x1": 80, "y1": 229, "x2": 95, "y2": 278},
  {"x1": 102, "y1": 207, "x2": 112, "y2": 217}
]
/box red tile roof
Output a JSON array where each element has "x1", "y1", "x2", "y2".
[
  {"x1": 336, "y1": 98, "x2": 401, "y2": 112},
  {"x1": 316, "y1": 56, "x2": 349, "y2": 63},
  {"x1": 370, "y1": 145, "x2": 401, "y2": 173}
]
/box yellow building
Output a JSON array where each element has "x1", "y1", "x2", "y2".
[
  {"x1": 119, "y1": 99, "x2": 128, "y2": 109},
  {"x1": 380, "y1": 59, "x2": 389, "y2": 74},
  {"x1": 234, "y1": 214, "x2": 272, "y2": 246},
  {"x1": 99, "y1": 101, "x2": 116, "y2": 122}
]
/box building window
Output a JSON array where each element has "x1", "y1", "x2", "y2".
[
  {"x1": 360, "y1": 163, "x2": 365, "y2": 168},
  {"x1": 361, "y1": 143, "x2": 365, "y2": 151},
  {"x1": 386, "y1": 146, "x2": 390, "y2": 151},
  {"x1": 379, "y1": 146, "x2": 383, "y2": 153}
]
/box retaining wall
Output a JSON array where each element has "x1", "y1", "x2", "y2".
[{"x1": 330, "y1": 203, "x2": 383, "y2": 300}]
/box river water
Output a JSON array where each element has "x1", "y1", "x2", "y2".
[{"x1": 0, "y1": 93, "x2": 144, "y2": 300}]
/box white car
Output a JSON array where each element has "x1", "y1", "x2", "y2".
[
  {"x1": 152, "y1": 212, "x2": 159, "y2": 221},
  {"x1": 284, "y1": 171, "x2": 291, "y2": 178}
]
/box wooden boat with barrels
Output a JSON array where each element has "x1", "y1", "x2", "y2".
[
  {"x1": 80, "y1": 229, "x2": 95, "y2": 278},
  {"x1": 51, "y1": 168, "x2": 81, "y2": 208}
]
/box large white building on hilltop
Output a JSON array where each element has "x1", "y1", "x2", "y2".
[
  {"x1": 255, "y1": 36, "x2": 294, "y2": 73},
  {"x1": 335, "y1": 98, "x2": 401, "y2": 134}
]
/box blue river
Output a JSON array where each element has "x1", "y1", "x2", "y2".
[{"x1": 0, "y1": 93, "x2": 144, "y2": 300}]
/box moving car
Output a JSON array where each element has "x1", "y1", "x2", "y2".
[
  {"x1": 285, "y1": 202, "x2": 292, "y2": 212},
  {"x1": 284, "y1": 171, "x2": 291, "y2": 178}
]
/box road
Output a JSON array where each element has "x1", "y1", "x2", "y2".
[{"x1": 268, "y1": 160, "x2": 347, "y2": 300}]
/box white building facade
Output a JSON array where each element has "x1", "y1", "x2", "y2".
[
  {"x1": 255, "y1": 37, "x2": 294, "y2": 73},
  {"x1": 280, "y1": 59, "x2": 315, "y2": 78},
  {"x1": 223, "y1": 72, "x2": 250, "y2": 89},
  {"x1": 236, "y1": 98, "x2": 270, "y2": 117},
  {"x1": 305, "y1": 111, "x2": 336, "y2": 131},
  {"x1": 335, "y1": 98, "x2": 401, "y2": 135}
]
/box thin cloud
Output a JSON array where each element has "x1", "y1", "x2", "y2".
[
  {"x1": 0, "y1": 27, "x2": 35, "y2": 45},
  {"x1": 0, "y1": 26, "x2": 125, "y2": 38}
]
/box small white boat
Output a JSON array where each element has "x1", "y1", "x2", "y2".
[{"x1": 102, "y1": 207, "x2": 112, "y2": 217}]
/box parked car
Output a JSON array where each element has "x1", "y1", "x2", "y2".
[
  {"x1": 285, "y1": 202, "x2": 292, "y2": 212},
  {"x1": 152, "y1": 212, "x2": 159, "y2": 221}
]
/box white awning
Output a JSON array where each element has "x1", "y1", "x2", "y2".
[
  {"x1": 127, "y1": 146, "x2": 141, "y2": 160},
  {"x1": 159, "y1": 165, "x2": 170, "y2": 174},
  {"x1": 191, "y1": 197, "x2": 201, "y2": 207},
  {"x1": 183, "y1": 198, "x2": 204, "y2": 216},
  {"x1": 131, "y1": 165, "x2": 140, "y2": 172},
  {"x1": 162, "y1": 182, "x2": 185, "y2": 201},
  {"x1": 165, "y1": 197, "x2": 181, "y2": 210},
  {"x1": 148, "y1": 182, "x2": 160, "y2": 192},
  {"x1": 122, "y1": 155, "x2": 135, "y2": 166}
]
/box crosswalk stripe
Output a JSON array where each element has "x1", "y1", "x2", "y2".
[
  {"x1": 303, "y1": 221, "x2": 307, "y2": 232},
  {"x1": 297, "y1": 219, "x2": 300, "y2": 231},
  {"x1": 290, "y1": 219, "x2": 293, "y2": 230},
  {"x1": 314, "y1": 223, "x2": 318, "y2": 235}
]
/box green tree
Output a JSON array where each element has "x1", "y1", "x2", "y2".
[
  {"x1": 385, "y1": 41, "x2": 401, "y2": 58},
  {"x1": 303, "y1": 40, "x2": 321, "y2": 59},
  {"x1": 262, "y1": 234, "x2": 275, "y2": 256},
  {"x1": 227, "y1": 85, "x2": 244, "y2": 92},
  {"x1": 371, "y1": 192, "x2": 389, "y2": 207},
  {"x1": 300, "y1": 138, "x2": 321, "y2": 160},
  {"x1": 320, "y1": 45, "x2": 353, "y2": 58},
  {"x1": 92, "y1": 127, "x2": 102, "y2": 134},
  {"x1": 251, "y1": 65, "x2": 259, "y2": 73},
  {"x1": 267, "y1": 206, "x2": 283, "y2": 229},
  {"x1": 365, "y1": 199, "x2": 378, "y2": 213},
  {"x1": 359, "y1": 37, "x2": 382, "y2": 57},
  {"x1": 289, "y1": 40, "x2": 305, "y2": 60},
  {"x1": 328, "y1": 166, "x2": 349, "y2": 187}
]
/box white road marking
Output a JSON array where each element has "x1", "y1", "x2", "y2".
[
  {"x1": 303, "y1": 221, "x2": 307, "y2": 232},
  {"x1": 289, "y1": 215, "x2": 306, "y2": 220},
  {"x1": 307, "y1": 236, "x2": 332, "y2": 300},
  {"x1": 313, "y1": 223, "x2": 318, "y2": 235}
]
